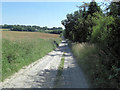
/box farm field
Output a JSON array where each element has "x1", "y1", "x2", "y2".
[
  {"x1": 2, "y1": 31, "x2": 59, "y2": 40},
  {"x1": 2, "y1": 31, "x2": 61, "y2": 81},
  {"x1": 1, "y1": 1, "x2": 120, "y2": 88}
]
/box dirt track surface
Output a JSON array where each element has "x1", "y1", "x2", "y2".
[{"x1": 1, "y1": 40, "x2": 89, "y2": 88}]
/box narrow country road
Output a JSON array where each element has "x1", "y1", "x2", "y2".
[{"x1": 1, "y1": 40, "x2": 89, "y2": 88}]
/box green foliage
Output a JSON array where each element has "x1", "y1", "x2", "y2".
[
  {"x1": 1, "y1": 24, "x2": 63, "y2": 33},
  {"x1": 44, "y1": 29, "x2": 64, "y2": 34},
  {"x1": 61, "y1": 1, "x2": 101, "y2": 42},
  {"x1": 2, "y1": 38, "x2": 61, "y2": 81},
  {"x1": 107, "y1": 2, "x2": 120, "y2": 17},
  {"x1": 91, "y1": 13, "x2": 114, "y2": 43},
  {"x1": 62, "y1": 1, "x2": 120, "y2": 88},
  {"x1": 71, "y1": 43, "x2": 120, "y2": 88}
]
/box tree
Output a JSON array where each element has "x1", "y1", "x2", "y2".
[
  {"x1": 88, "y1": 0, "x2": 102, "y2": 16},
  {"x1": 107, "y1": 1, "x2": 120, "y2": 17}
]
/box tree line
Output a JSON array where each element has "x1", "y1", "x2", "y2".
[
  {"x1": 1, "y1": 24, "x2": 63, "y2": 33},
  {"x1": 62, "y1": 0, "x2": 120, "y2": 87}
]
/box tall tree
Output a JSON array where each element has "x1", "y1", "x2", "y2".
[
  {"x1": 88, "y1": 0, "x2": 101, "y2": 16},
  {"x1": 107, "y1": 1, "x2": 120, "y2": 17}
]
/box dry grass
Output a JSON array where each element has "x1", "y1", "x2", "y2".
[
  {"x1": 71, "y1": 42, "x2": 119, "y2": 88},
  {"x1": 72, "y1": 43, "x2": 96, "y2": 59},
  {"x1": 2, "y1": 31, "x2": 59, "y2": 40}
]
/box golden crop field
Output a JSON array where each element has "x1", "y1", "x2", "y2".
[{"x1": 2, "y1": 31, "x2": 59, "y2": 40}]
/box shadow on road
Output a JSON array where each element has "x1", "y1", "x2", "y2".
[
  {"x1": 27, "y1": 40, "x2": 89, "y2": 88},
  {"x1": 27, "y1": 62, "x2": 88, "y2": 88}
]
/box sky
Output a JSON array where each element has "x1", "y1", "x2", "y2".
[
  {"x1": 2, "y1": 2, "x2": 84, "y2": 28},
  {"x1": 2, "y1": 1, "x2": 110, "y2": 28}
]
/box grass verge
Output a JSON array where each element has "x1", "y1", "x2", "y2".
[
  {"x1": 71, "y1": 42, "x2": 120, "y2": 88},
  {"x1": 2, "y1": 38, "x2": 61, "y2": 81},
  {"x1": 54, "y1": 55, "x2": 65, "y2": 88}
]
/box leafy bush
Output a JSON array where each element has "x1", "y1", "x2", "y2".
[
  {"x1": 62, "y1": 1, "x2": 120, "y2": 88},
  {"x1": 91, "y1": 13, "x2": 114, "y2": 43},
  {"x1": 71, "y1": 43, "x2": 120, "y2": 88}
]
